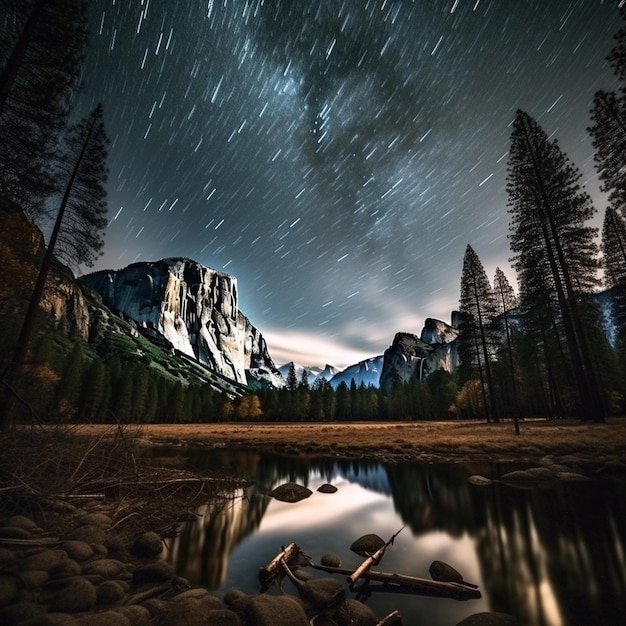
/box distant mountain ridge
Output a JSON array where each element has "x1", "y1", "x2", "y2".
[{"x1": 278, "y1": 317, "x2": 459, "y2": 390}]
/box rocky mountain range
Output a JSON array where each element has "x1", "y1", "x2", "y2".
[
  {"x1": 79, "y1": 256, "x2": 461, "y2": 392},
  {"x1": 277, "y1": 317, "x2": 459, "y2": 390},
  {"x1": 1, "y1": 203, "x2": 459, "y2": 395}
]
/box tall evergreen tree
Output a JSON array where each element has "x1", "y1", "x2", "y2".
[
  {"x1": 602, "y1": 207, "x2": 626, "y2": 288},
  {"x1": 458, "y1": 244, "x2": 499, "y2": 422},
  {"x1": 53, "y1": 105, "x2": 109, "y2": 269},
  {"x1": 286, "y1": 362, "x2": 298, "y2": 391},
  {"x1": 601, "y1": 206, "x2": 626, "y2": 373},
  {"x1": 493, "y1": 267, "x2": 520, "y2": 433},
  {"x1": 1, "y1": 105, "x2": 109, "y2": 428},
  {"x1": 0, "y1": 0, "x2": 87, "y2": 216},
  {"x1": 507, "y1": 110, "x2": 604, "y2": 422},
  {"x1": 589, "y1": 91, "x2": 626, "y2": 211}
]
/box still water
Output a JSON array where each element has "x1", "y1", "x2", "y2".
[{"x1": 159, "y1": 448, "x2": 626, "y2": 626}]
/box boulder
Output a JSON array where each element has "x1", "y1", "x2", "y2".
[
  {"x1": 244, "y1": 594, "x2": 309, "y2": 626},
  {"x1": 50, "y1": 577, "x2": 97, "y2": 613},
  {"x1": 131, "y1": 531, "x2": 163, "y2": 558},
  {"x1": 132, "y1": 560, "x2": 174, "y2": 584},
  {"x1": 269, "y1": 482, "x2": 312, "y2": 503}
]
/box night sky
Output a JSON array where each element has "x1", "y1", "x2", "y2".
[{"x1": 76, "y1": 0, "x2": 621, "y2": 369}]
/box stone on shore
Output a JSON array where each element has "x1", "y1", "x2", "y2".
[{"x1": 131, "y1": 531, "x2": 164, "y2": 558}]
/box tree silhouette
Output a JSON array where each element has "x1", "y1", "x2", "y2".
[
  {"x1": 286, "y1": 362, "x2": 298, "y2": 391},
  {"x1": 601, "y1": 207, "x2": 626, "y2": 371},
  {"x1": 493, "y1": 268, "x2": 520, "y2": 433},
  {"x1": 589, "y1": 91, "x2": 626, "y2": 211},
  {"x1": 0, "y1": 0, "x2": 87, "y2": 216},
  {"x1": 507, "y1": 110, "x2": 604, "y2": 421},
  {"x1": 458, "y1": 244, "x2": 499, "y2": 422},
  {"x1": 1, "y1": 105, "x2": 109, "y2": 428},
  {"x1": 601, "y1": 207, "x2": 626, "y2": 289}
]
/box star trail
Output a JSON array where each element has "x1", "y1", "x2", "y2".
[{"x1": 77, "y1": 0, "x2": 621, "y2": 368}]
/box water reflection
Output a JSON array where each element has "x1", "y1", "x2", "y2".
[{"x1": 160, "y1": 448, "x2": 626, "y2": 626}]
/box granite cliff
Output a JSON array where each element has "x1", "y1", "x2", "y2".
[
  {"x1": 80, "y1": 259, "x2": 283, "y2": 389},
  {"x1": 378, "y1": 319, "x2": 458, "y2": 391}
]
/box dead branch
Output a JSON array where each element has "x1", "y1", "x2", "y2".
[{"x1": 311, "y1": 562, "x2": 481, "y2": 601}]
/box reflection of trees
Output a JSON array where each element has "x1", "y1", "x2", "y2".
[
  {"x1": 386, "y1": 463, "x2": 479, "y2": 537},
  {"x1": 466, "y1": 478, "x2": 626, "y2": 626},
  {"x1": 163, "y1": 447, "x2": 626, "y2": 625},
  {"x1": 382, "y1": 462, "x2": 626, "y2": 626}
]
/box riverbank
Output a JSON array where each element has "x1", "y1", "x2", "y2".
[{"x1": 73, "y1": 417, "x2": 626, "y2": 467}]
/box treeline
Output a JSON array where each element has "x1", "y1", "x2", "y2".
[
  {"x1": 255, "y1": 369, "x2": 457, "y2": 422},
  {"x1": 10, "y1": 327, "x2": 460, "y2": 423},
  {"x1": 455, "y1": 8, "x2": 626, "y2": 424}
]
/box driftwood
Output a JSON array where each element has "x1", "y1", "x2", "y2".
[
  {"x1": 348, "y1": 526, "x2": 404, "y2": 584},
  {"x1": 258, "y1": 542, "x2": 301, "y2": 588},
  {"x1": 260, "y1": 538, "x2": 481, "y2": 607},
  {"x1": 311, "y1": 562, "x2": 481, "y2": 601},
  {"x1": 376, "y1": 610, "x2": 403, "y2": 625}
]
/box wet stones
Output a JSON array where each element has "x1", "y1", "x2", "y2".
[
  {"x1": 317, "y1": 483, "x2": 338, "y2": 493},
  {"x1": 269, "y1": 482, "x2": 312, "y2": 503}
]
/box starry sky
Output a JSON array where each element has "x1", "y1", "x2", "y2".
[{"x1": 76, "y1": 0, "x2": 621, "y2": 369}]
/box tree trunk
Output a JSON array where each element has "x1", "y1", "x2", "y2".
[{"x1": 1, "y1": 110, "x2": 98, "y2": 428}]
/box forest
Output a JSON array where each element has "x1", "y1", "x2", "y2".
[{"x1": 1, "y1": 1, "x2": 625, "y2": 428}]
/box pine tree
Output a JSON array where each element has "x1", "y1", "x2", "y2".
[
  {"x1": 602, "y1": 207, "x2": 626, "y2": 288},
  {"x1": 458, "y1": 244, "x2": 499, "y2": 422},
  {"x1": 589, "y1": 91, "x2": 626, "y2": 211},
  {"x1": 601, "y1": 207, "x2": 626, "y2": 373},
  {"x1": 507, "y1": 110, "x2": 604, "y2": 421},
  {"x1": 53, "y1": 105, "x2": 109, "y2": 270},
  {"x1": 493, "y1": 268, "x2": 520, "y2": 433},
  {"x1": 1, "y1": 105, "x2": 109, "y2": 428},
  {"x1": 0, "y1": 0, "x2": 87, "y2": 216},
  {"x1": 286, "y1": 362, "x2": 298, "y2": 391}
]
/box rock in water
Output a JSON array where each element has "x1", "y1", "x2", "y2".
[
  {"x1": 429, "y1": 560, "x2": 464, "y2": 583},
  {"x1": 468, "y1": 475, "x2": 494, "y2": 486},
  {"x1": 349, "y1": 534, "x2": 385, "y2": 557},
  {"x1": 317, "y1": 483, "x2": 338, "y2": 493},
  {"x1": 269, "y1": 482, "x2": 312, "y2": 503}
]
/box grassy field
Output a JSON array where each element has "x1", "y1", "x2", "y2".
[{"x1": 71, "y1": 417, "x2": 626, "y2": 465}]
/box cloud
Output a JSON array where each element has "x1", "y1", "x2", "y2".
[{"x1": 263, "y1": 328, "x2": 376, "y2": 369}]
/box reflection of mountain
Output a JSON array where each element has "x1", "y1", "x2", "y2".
[
  {"x1": 166, "y1": 448, "x2": 626, "y2": 625},
  {"x1": 165, "y1": 485, "x2": 270, "y2": 588}
]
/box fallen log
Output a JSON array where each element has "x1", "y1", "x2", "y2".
[
  {"x1": 258, "y1": 542, "x2": 301, "y2": 588},
  {"x1": 311, "y1": 562, "x2": 481, "y2": 601},
  {"x1": 348, "y1": 526, "x2": 404, "y2": 584}
]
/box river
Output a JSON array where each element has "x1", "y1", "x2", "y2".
[{"x1": 157, "y1": 447, "x2": 626, "y2": 625}]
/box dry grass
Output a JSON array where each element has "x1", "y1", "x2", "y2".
[
  {"x1": 67, "y1": 417, "x2": 626, "y2": 465},
  {"x1": 0, "y1": 424, "x2": 245, "y2": 539}
]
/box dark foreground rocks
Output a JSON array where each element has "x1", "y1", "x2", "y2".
[
  {"x1": 0, "y1": 497, "x2": 382, "y2": 626},
  {"x1": 0, "y1": 496, "x2": 518, "y2": 626}
]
